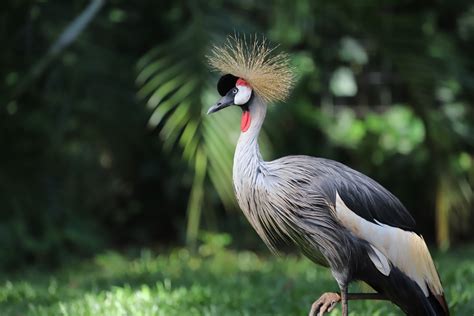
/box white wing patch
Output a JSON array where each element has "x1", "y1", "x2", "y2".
[
  {"x1": 368, "y1": 245, "x2": 390, "y2": 276},
  {"x1": 335, "y1": 192, "x2": 443, "y2": 296}
]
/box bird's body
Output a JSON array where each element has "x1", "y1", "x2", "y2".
[
  {"x1": 233, "y1": 96, "x2": 448, "y2": 315},
  {"x1": 207, "y1": 36, "x2": 449, "y2": 315}
]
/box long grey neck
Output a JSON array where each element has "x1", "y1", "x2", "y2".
[{"x1": 234, "y1": 95, "x2": 267, "y2": 178}]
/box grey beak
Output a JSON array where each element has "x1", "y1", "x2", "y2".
[{"x1": 207, "y1": 93, "x2": 235, "y2": 114}]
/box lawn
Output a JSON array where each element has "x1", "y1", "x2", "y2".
[{"x1": 1, "y1": 237, "x2": 473, "y2": 316}]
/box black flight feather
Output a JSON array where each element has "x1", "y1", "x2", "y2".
[{"x1": 315, "y1": 158, "x2": 416, "y2": 231}]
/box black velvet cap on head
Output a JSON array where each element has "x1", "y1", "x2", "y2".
[{"x1": 217, "y1": 74, "x2": 238, "y2": 96}]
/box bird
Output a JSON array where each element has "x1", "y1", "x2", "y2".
[{"x1": 206, "y1": 35, "x2": 449, "y2": 316}]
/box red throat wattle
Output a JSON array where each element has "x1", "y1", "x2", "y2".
[{"x1": 241, "y1": 111, "x2": 251, "y2": 132}]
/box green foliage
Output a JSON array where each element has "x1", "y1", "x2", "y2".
[
  {"x1": 135, "y1": 26, "x2": 239, "y2": 246},
  {"x1": 1, "y1": 244, "x2": 473, "y2": 315},
  {"x1": 0, "y1": 0, "x2": 190, "y2": 268},
  {"x1": 135, "y1": 9, "x2": 273, "y2": 246},
  {"x1": 1, "y1": 0, "x2": 474, "y2": 269}
]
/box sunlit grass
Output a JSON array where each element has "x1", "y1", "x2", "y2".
[{"x1": 0, "y1": 238, "x2": 473, "y2": 315}]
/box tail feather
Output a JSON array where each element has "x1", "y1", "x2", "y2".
[
  {"x1": 387, "y1": 268, "x2": 448, "y2": 315},
  {"x1": 431, "y1": 292, "x2": 450, "y2": 316},
  {"x1": 361, "y1": 263, "x2": 449, "y2": 315}
]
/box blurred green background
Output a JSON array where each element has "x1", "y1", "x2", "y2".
[{"x1": 1, "y1": 0, "x2": 474, "y2": 314}]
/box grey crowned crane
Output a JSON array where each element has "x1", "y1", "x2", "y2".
[{"x1": 206, "y1": 36, "x2": 449, "y2": 316}]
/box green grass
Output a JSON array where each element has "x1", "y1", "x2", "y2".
[{"x1": 1, "y1": 240, "x2": 473, "y2": 315}]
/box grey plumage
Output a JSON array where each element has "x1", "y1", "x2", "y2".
[
  {"x1": 234, "y1": 96, "x2": 359, "y2": 275},
  {"x1": 230, "y1": 95, "x2": 448, "y2": 315}
]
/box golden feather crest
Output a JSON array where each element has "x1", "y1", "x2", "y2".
[{"x1": 207, "y1": 35, "x2": 295, "y2": 103}]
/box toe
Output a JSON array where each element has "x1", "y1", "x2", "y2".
[
  {"x1": 327, "y1": 300, "x2": 337, "y2": 312},
  {"x1": 318, "y1": 301, "x2": 331, "y2": 316},
  {"x1": 309, "y1": 292, "x2": 340, "y2": 316},
  {"x1": 309, "y1": 300, "x2": 323, "y2": 316}
]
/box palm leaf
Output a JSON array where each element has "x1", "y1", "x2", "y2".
[{"x1": 136, "y1": 23, "x2": 270, "y2": 246}]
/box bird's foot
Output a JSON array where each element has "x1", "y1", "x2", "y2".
[{"x1": 308, "y1": 292, "x2": 341, "y2": 316}]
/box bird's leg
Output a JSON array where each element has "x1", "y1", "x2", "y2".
[{"x1": 341, "y1": 285, "x2": 348, "y2": 316}]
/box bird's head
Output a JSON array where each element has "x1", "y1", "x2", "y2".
[
  {"x1": 206, "y1": 35, "x2": 295, "y2": 132},
  {"x1": 207, "y1": 75, "x2": 253, "y2": 114},
  {"x1": 207, "y1": 75, "x2": 253, "y2": 131}
]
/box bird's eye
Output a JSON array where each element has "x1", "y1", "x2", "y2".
[{"x1": 232, "y1": 88, "x2": 238, "y2": 94}]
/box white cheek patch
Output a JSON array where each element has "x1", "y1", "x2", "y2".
[{"x1": 234, "y1": 85, "x2": 252, "y2": 105}]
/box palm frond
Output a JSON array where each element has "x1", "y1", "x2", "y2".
[{"x1": 136, "y1": 25, "x2": 270, "y2": 245}]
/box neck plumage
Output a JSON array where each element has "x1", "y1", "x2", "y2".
[
  {"x1": 233, "y1": 95, "x2": 278, "y2": 252},
  {"x1": 233, "y1": 95, "x2": 267, "y2": 185}
]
